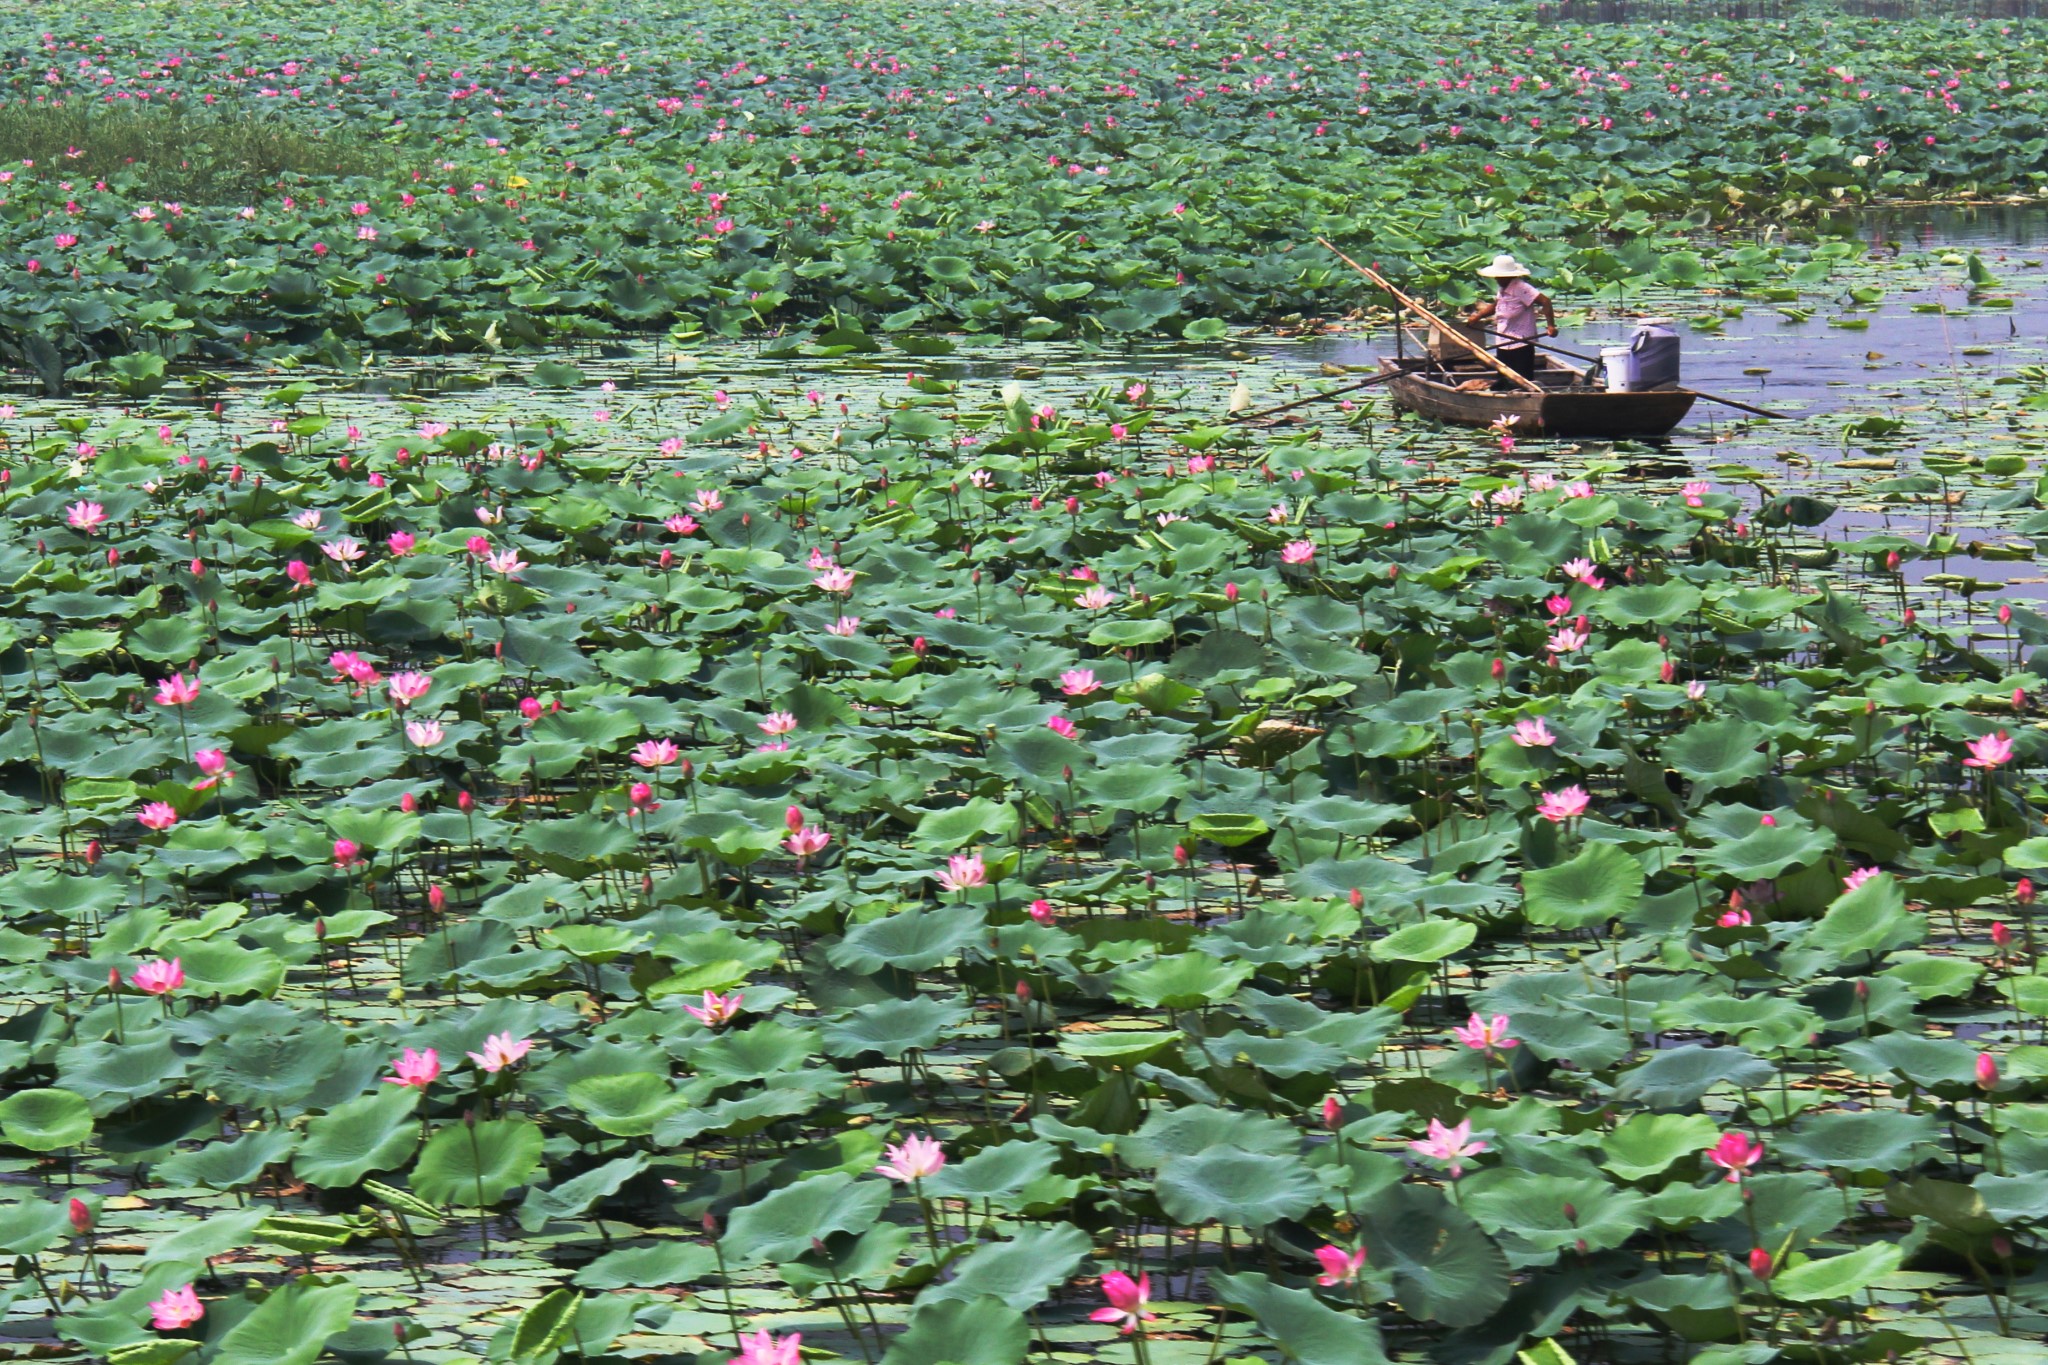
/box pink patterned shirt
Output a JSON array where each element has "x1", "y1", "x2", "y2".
[{"x1": 1493, "y1": 279, "x2": 1540, "y2": 343}]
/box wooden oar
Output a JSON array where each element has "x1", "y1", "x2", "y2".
[
  {"x1": 1315, "y1": 237, "x2": 1542, "y2": 394},
  {"x1": 1672, "y1": 388, "x2": 1793, "y2": 421},
  {"x1": 1226, "y1": 369, "x2": 1401, "y2": 423},
  {"x1": 1459, "y1": 318, "x2": 1796, "y2": 420}
]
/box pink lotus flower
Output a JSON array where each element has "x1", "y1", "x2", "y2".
[
  {"x1": 194, "y1": 749, "x2": 229, "y2": 777},
  {"x1": 154, "y1": 673, "x2": 201, "y2": 707},
  {"x1": 1547, "y1": 628, "x2": 1588, "y2": 655},
  {"x1": 1074, "y1": 585, "x2": 1116, "y2": 610},
  {"x1": 1059, "y1": 669, "x2": 1099, "y2": 696},
  {"x1": 384, "y1": 1048, "x2": 440, "y2": 1089},
  {"x1": 665, "y1": 514, "x2": 699, "y2": 535},
  {"x1": 1748, "y1": 1247, "x2": 1774, "y2": 1280},
  {"x1": 387, "y1": 672, "x2": 433, "y2": 708},
  {"x1": 387, "y1": 531, "x2": 417, "y2": 556},
  {"x1": 321, "y1": 536, "x2": 364, "y2": 564},
  {"x1": 1536, "y1": 786, "x2": 1589, "y2": 823},
  {"x1": 728, "y1": 1330, "x2": 802, "y2": 1365},
  {"x1": 1704, "y1": 1132, "x2": 1764, "y2": 1182},
  {"x1": 631, "y1": 739, "x2": 680, "y2": 768},
  {"x1": 1717, "y1": 904, "x2": 1752, "y2": 928},
  {"x1": 785, "y1": 825, "x2": 831, "y2": 861},
  {"x1": 936, "y1": 853, "x2": 987, "y2": 892},
  {"x1": 876, "y1": 1133, "x2": 947, "y2": 1181},
  {"x1": 813, "y1": 566, "x2": 857, "y2": 593},
  {"x1": 137, "y1": 802, "x2": 179, "y2": 831},
  {"x1": 66, "y1": 501, "x2": 106, "y2": 531},
  {"x1": 1977, "y1": 1053, "x2": 2001, "y2": 1091},
  {"x1": 334, "y1": 838, "x2": 362, "y2": 867},
  {"x1": 466, "y1": 1032, "x2": 533, "y2": 1073},
  {"x1": 1682, "y1": 480, "x2": 1712, "y2": 507},
  {"x1": 405, "y1": 720, "x2": 445, "y2": 747},
  {"x1": 825, "y1": 615, "x2": 861, "y2": 636},
  {"x1": 1090, "y1": 1271, "x2": 1156, "y2": 1334},
  {"x1": 758, "y1": 711, "x2": 798, "y2": 736},
  {"x1": 128, "y1": 958, "x2": 184, "y2": 995},
  {"x1": 1046, "y1": 715, "x2": 1078, "y2": 739},
  {"x1": 1028, "y1": 898, "x2": 1056, "y2": 924},
  {"x1": 1964, "y1": 732, "x2": 2013, "y2": 769},
  {"x1": 1409, "y1": 1117, "x2": 1488, "y2": 1177},
  {"x1": 149, "y1": 1285, "x2": 204, "y2": 1330},
  {"x1": 1452, "y1": 1013, "x2": 1518, "y2": 1052},
  {"x1": 1315, "y1": 1244, "x2": 1368, "y2": 1286},
  {"x1": 485, "y1": 548, "x2": 527, "y2": 576},
  {"x1": 685, "y1": 991, "x2": 744, "y2": 1027},
  {"x1": 1511, "y1": 718, "x2": 1556, "y2": 748},
  {"x1": 1842, "y1": 866, "x2": 1883, "y2": 892},
  {"x1": 1279, "y1": 540, "x2": 1317, "y2": 565}
]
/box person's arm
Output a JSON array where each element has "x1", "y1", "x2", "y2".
[
  {"x1": 1535, "y1": 291, "x2": 1558, "y2": 337},
  {"x1": 1466, "y1": 300, "x2": 1498, "y2": 322}
]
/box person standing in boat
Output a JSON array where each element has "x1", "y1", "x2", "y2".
[{"x1": 1463, "y1": 255, "x2": 1556, "y2": 386}]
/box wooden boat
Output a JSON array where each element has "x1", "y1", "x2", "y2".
[{"x1": 1378, "y1": 353, "x2": 1696, "y2": 439}]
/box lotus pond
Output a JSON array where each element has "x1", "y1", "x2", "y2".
[{"x1": 10, "y1": 2, "x2": 2048, "y2": 1365}]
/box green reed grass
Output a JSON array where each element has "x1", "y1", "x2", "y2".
[{"x1": 0, "y1": 99, "x2": 394, "y2": 201}]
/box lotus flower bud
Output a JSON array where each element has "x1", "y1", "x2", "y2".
[
  {"x1": 428, "y1": 885, "x2": 447, "y2": 913},
  {"x1": 1348, "y1": 887, "x2": 1364, "y2": 909},
  {"x1": 84, "y1": 839, "x2": 102, "y2": 866},
  {"x1": 1173, "y1": 843, "x2": 1189, "y2": 865},
  {"x1": 1854, "y1": 979, "x2": 1868, "y2": 1000},
  {"x1": 401, "y1": 792, "x2": 418, "y2": 814},
  {"x1": 1323, "y1": 1095, "x2": 1341, "y2": 1129},
  {"x1": 1999, "y1": 605, "x2": 2012, "y2": 624},
  {"x1": 703, "y1": 1213, "x2": 719, "y2": 1234},
  {"x1": 1015, "y1": 980, "x2": 1031, "y2": 1001},
  {"x1": 1992, "y1": 922, "x2": 2013, "y2": 949},
  {"x1": 1977, "y1": 1053, "x2": 2000, "y2": 1091},
  {"x1": 2016, "y1": 689, "x2": 2027, "y2": 712},
  {"x1": 107, "y1": 548, "x2": 120, "y2": 567},
  {"x1": 457, "y1": 790, "x2": 474, "y2": 812},
  {"x1": 1903, "y1": 608, "x2": 1916, "y2": 626},
  {"x1": 1760, "y1": 814, "x2": 1776, "y2": 827},
  {"x1": 1994, "y1": 1235, "x2": 2014, "y2": 1259},
  {"x1": 2019, "y1": 878, "x2": 2036, "y2": 906},
  {"x1": 787, "y1": 805, "x2": 804, "y2": 832},
  {"x1": 1225, "y1": 582, "x2": 1239, "y2": 602},
  {"x1": 912, "y1": 636, "x2": 927, "y2": 657},
  {"x1": 333, "y1": 838, "x2": 361, "y2": 866},
  {"x1": 1886, "y1": 550, "x2": 1900, "y2": 571},
  {"x1": 1749, "y1": 1247, "x2": 1773, "y2": 1280},
  {"x1": 1660, "y1": 659, "x2": 1675, "y2": 683},
  {"x1": 1491, "y1": 657, "x2": 1505, "y2": 679},
  {"x1": 68, "y1": 1198, "x2": 91, "y2": 1234}
]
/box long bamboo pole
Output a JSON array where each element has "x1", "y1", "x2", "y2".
[{"x1": 1316, "y1": 237, "x2": 1542, "y2": 393}]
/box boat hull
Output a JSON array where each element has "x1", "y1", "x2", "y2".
[{"x1": 1380, "y1": 358, "x2": 1695, "y2": 439}]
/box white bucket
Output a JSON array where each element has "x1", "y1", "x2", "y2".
[{"x1": 1601, "y1": 346, "x2": 1638, "y2": 392}]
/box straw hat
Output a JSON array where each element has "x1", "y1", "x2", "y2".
[{"x1": 1476, "y1": 254, "x2": 1532, "y2": 278}]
